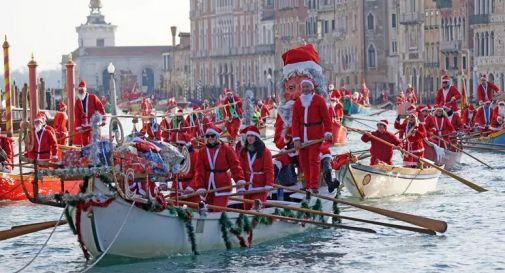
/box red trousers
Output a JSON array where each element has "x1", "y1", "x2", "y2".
[
  {"x1": 243, "y1": 192, "x2": 267, "y2": 210},
  {"x1": 298, "y1": 143, "x2": 321, "y2": 189},
  {"x1": 225, "y1": 118, "x2": 240, "y2": 139},
  {"x1": 205, "y1": 193, "x2": 229, "y2": 212}
]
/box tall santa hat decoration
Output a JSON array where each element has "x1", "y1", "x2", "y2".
[{"x1": 282, "y1": 44, "x2": 322, "y2": 78}]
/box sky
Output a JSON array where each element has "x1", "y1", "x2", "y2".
[{"x1": 0, "y1": 0, "x2": 191, "y2": 72}]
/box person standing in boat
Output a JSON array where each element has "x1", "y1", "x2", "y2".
[
  {"x1": 435, "y1": 75, "x2": 461, "y2": 111},
  {"x1": 24, "y1": 112, "x2": 58, "y2": 161},
  {"x1": 140, "y1": 114, "x2": 161, "y2": 141},
  {"x1": 53, "y1": 101, "x2": 68, "y2": 145},
  {"x1": 74, "y1": 80, "x2": 106, "y2": 146},
  {"x1": 329, "y1": 95, "x2": 344, "y2": 144},
  {"x1": 477, "y1": 74, "x2": 500, "y2": 105},
  {"x1": 474, "y1": 100, "x2": 494, "y2": 136},
  {"x1": 239, "y1": 125, "x2": 274, "y2": 210},
  {"x1": 292, "y1": 80, "x2": 332, "y2": 194},
  {"x1": 424, "y1": 106, "x2": 455, "y2": 149},
  {"x1": 361, "y1": 120, "x2": 402, "y2": 166},
  {"x1": 189, "y1": 125, "x2": 246, "y2": 210},
  {"x1": 490, "y1": 100, "x2": 505, "y2": 131},
  {"x1": 395, "y1": 105, "x2": 418, "y2": 138},
  {"x1": 406, "y1": 84, "x2": 417, "y2": 105},
  {"x1": 396, "y1": 113, "x2": 426, "y2": 167},
  {"x1": 0, "y1": 130, "x2": 13, "y2": 172},
  {"x1": 222, "y1": 89, "x2": 243, "y2": 143},
  {"x1": 169, "y1": 133, "x2": 200, "y2": 204},
  {"x1": 461, "y1": 104, "x2": 477, "y2": 133}
]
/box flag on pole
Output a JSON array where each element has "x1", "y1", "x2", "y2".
[{"x1": 461, "y1": 76, "x2": 468, "y2": 110}]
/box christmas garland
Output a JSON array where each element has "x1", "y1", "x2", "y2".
[
  {"x1": 168, "y1": 206, "x2": 198, "y2": 255},
  {"x1": 332, "y1": 188, "x2": 342, "y2": 224},
  {"x1": 64, "y1": 206, "x2": 77, "y2": 235},
  {"x1": 219, "y1": 212, "x2": 256, "y2": 249}
]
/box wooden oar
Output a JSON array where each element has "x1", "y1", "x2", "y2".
[
  {"x1": 0, "y1": 220, "x2": 68, "y2": 241},
  {"x1": 429, "y1": 134, "x2": 493, "y2": 169},
  {"x1": 177, "y1": 183, "x2": 251, "y2": 199},
  {"x1": 348, "y1": 127, "x2": 487, "y2": 193},
  {"x1": 231, "y1": 197, "x2": 436, "y2": 235},
  {"x1": 273, "y1": 184, "x2": 447, "y2": 233},
  {"x1": 175, "y1": 200, "x2": 376, "y2": 234},
  {"x1": 273, "y1": 138, "x2": 323, "y2": 158}
]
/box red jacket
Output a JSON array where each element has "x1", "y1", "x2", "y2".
[
  {"x1": 0, "y1": 135, "x2": 13, "y2": 168},
  {"x1": 395, "y1": 122, "x2": 426, "y2": 154},
  {"x1": 425, "y1": 115, "x2": 455, "y2": 148},
  {"x1": 329, "y1": 103, "x2": 344, "y2": 121},
  {"x1": 140, "y1": 121, "x2": 161, "y2": 140},
  {"x1": 477, "y1": 82, "x2": 500, "y2": 103},
  {"x1": 159, "y1": 118, "x2": 171, "y2": 142},
  {"x1": 490, "y1": 107, "x2": 505, "y2": 131},
  {"x1": 168, "y1": 118, "x2": 189, "y2": 144},
  {"x1": 52, "y1": 111, "x2": 68, "y2": 145},
  {"x1": 474, "y1": 106, "x2": 494, "y2": 129},
  {"x1": 461, "y1": 109, "x2": 476, "y2": 130},
  {"x1": 172, "y1": 150, "x2": 198, "y2": 191},
  {"x1": 25, "y1": 126, "x2": 58, "y2": 160},
  {"x1": 222, "y1": 95, "x2": 243, "y2": 120},
  {"x1": 259, "y1": 104, "x2": 270, "y2": 119},
  {"x1": 435, "y1": 86, "x2": 461, "y2": 110},
  {"x1": 292, "y1": 94, "x2": 331, "y2": 143},
  {"x1": 330, "y1": 89, "x2": 342, "y2": 100},
  {"x1": 240, "y1": 149, "x2": 274, "y2": 190},
  {"x1": 406, "y1": 89, "x2": 417, "y2": 104},
  {"x1": 361, "y1": 131, "x2": 402, "y2": 165},
  {"x1": 74, "y1": 93, "x2": 106, "y2": 130},
  {"x1": 140, "y1": 100, "x2": 152, "y2": 116},
  {"x1": 190, "y1": 143, "x2": 245, "y2": 195},
  {"x1": 448, "y1": 113, "x2": 463, "y2": 132}
]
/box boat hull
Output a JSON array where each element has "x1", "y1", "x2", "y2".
[
  {"x1": 424, "y1": 144, "x2": 462, "y2": 170},
  {"x1": 74, "y1": 179, "x2": 335, "y2": 259},
  {"x1": 339, "y1": 163, "x2": 440, "y2": 198},
  {"x1": 0, "y1": 173, "x2": 81, "y2": 201}
]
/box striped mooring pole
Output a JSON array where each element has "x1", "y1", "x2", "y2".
[{"x1": 2, "y1": 35, "x2": 13, "y2": 137}]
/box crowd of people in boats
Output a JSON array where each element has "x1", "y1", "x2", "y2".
[{"x1": 0, "y1": 43, "x2": 503, "y2": 212}]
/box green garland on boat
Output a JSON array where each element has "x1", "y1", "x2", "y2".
[
  {"x1": 332, "y1": 188, "x2": 342, "y2": 224},
  {"x1": 172, "y1": 207, "x2": 198, "y2": 255}
]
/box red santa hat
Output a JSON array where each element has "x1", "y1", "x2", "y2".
[
  {"x1": 442, "y1": 75, "x2": 450, "y2": 83},
  {"x1": 78, "y1": 80, "x2": 87, "y2": 90},
  {"x1": 205, "y1": 125, "x2": 222, "y2": 137},
  {"x1": 224, "y1": 88, "x2": 233, "y2": 95},
  {"x1": 377, "y1": 120, "x2": 388, "y2": 127},
  {"x1": 282, "y1": 44, "x2": 322, "y2": 78},
  {"x1": 245, "y1": 125, "x2": 261, "y2": 139},
  {"x1": 34, "y1": 112, "x2": 46, "y2": 124},
  {"x1": 407, "y1": 105, "x2": 417, "y2": 114},
  {"x1": 498, "y1": 100, "x2": 505, "y2": 106},
  {"x1": 443, "y1": 104, "x2": 452, "y2": 111},
  {"x1": 300, "y1": 79, "x2": 315, "y2": 88},
  {"x1": 480, "y1": 73, "x2": 487, "y2": 81},
  {"x1": 434, "y1": 104, "x2": 444, "y2": 111},
  {"x1": 59, "y1": 101, "x2": 67, "y2": 111}
]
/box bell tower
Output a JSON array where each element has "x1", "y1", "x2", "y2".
[{"x1": 76, "y1": 0, "x2": 117, "y2": 48}]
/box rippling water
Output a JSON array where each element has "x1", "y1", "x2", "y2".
[{"x1": 1, "y1": 111, "x2": 505, "y2": 273}]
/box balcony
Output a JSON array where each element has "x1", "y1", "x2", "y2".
[
  {"x1": 440, "y1": 40, "x2": 462, "y2": 52},
  {"x1": 425, "y1": 62, "x2": 440, "y2": 68},
  {"x1": 469, "y1": 14, "x2": 490, "y2": 25},
  {"x1": 436, "y1": 0, "x2": 452, "y2": 9},
  {"x1": 399, "y1": 12, "x2": 425, "y2": 25},
  {"x1": 256, "y1": 44, "x2": 275, "y2": 54},
  {"x1": 474, "y1": 56, "x2": 505, "y2": 66}
]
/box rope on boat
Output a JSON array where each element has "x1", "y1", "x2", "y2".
[
  {"x1": 13, "y1": 205, "x2": 67, "y2": 273},
  {"x1": 80, "y1": 200, "x2": 136, "y2": 273}
]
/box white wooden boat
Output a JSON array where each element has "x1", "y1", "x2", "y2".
[
  {"x1": 338, "y1": 163, "x2": 441, "y2": 199},
  {"x1": 71, "y1": 178, "x2": 335, "y2": 259}
]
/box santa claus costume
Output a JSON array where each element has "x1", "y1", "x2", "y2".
[
  {"x1": 189, "y1": 126, "x2": 245, "y2": 210},
  {"x1": 328, "y1": 84, "x2": 342, "y2": 101},
  {"x1": 396, "y1": 114, "x2": 426, "y2": 167},
  {"x1": 25, "y1": 113, "x2": 58, "y2": 161},
  {"x1": 53, "y1": 101, "x2": 68, "y2": 145},
  {"x1": 491, "y1": 100, "x2": 505, "y2": 131},
  {"x1": 257, "y1": 100, "x2": 271, "y2": 125},
  {"x1": 329, "y1": 96, "x2": 345, "y2": 145},
  {"x1": 395, "y1": 90, "x2": 406, "y2": 105},
  {"x1": 169, "y1": 133, "x2": 200, "y2": 205},
  {"x1": 140, "y1": 115, "x2": 161, "y2": 141},
  {"x1": 0, "y1": 132, "x2": 13, "y2": 172},
  {"x1": 74, "y1": 80, "x2": 106, "y2": 146},
  {"x1": 222, "y1": 89, "x2": 243, "y2": 140},
  {"x1": 435, "y1": 75, "x2": 461, "y2": 111},
  {"x1": 239, "y1": 126, "x2": 274, "y2": 210},
  {"x1": 461, "y1": 104, "x2": 477, "y2": 133},
  {"x1": 292, "y1": 80, "x2": 332, "y2": 191},
  {"x1": 168, "y1": 109, "x2": 189, "y2": 145},
  {"x1": 424, "y1": 107, "x2": 455, "y2": 149},
  {"x1": 406, "y1": 85, "x2": 417, "y2": 104},
  {"x1": 477, "y1": 74, "x2": 500, "y2": 105},
  {"x1": 361, "y1": 120, "x2": 402, "y2": 165},
  {"x1": 186, "y1": 105, "x2": 203, "y2": 139},
  {"x1": 446, "y1": 105, "x2": 463, "y2": 132},
  {"x1": 474, "y1": 101, "x2": 494, "y2": 135},
  {"x1": 395, "y1": 105, "x2": 418, "y2": 139}
]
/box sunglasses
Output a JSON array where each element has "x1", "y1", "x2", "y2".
[{"x1": 205, "y1": 134, "x2": 217, "y2": 138}]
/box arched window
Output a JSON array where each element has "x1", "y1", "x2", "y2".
[
  {"x1": 489, "y1": 73, "x2": 495, "y2": 82},
  {"x1": 367, "y1": 13, "x2": 374, "y2": 30},
  {"x1": 367, "y1": 44, "x2": 376, "y2": 68}
]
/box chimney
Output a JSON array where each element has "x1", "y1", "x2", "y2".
[{"x1": 170, "y1": 26, "x2": 177, "y2": 46}]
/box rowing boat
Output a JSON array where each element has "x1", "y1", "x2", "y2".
[
  {"x1": 338, "y1": 163, "x2": 441, "y2": 199},
  {"x1": 0, "y1": 173, "x2": 81, "y2": 201},
  {"x1": 71, "y1": 177, "x2": 336, "y2": 259},
  {"x1": 343, "y1": 100, "x2": 370, "y2": 115}
]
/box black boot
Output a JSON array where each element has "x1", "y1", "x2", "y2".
[{"x1": 326, "y1": 172, "x2": 336, "y2": 193}]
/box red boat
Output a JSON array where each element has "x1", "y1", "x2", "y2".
[{"x1": 0, "y1": 173, "x2": 81, "y2": 201}]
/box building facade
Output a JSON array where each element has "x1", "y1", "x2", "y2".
[{"x1": 162, "y1": 31, "x2": 191, "y2": 100}]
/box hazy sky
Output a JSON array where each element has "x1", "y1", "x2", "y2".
[{"x1": 1, "y1": 0, "x2": 190, "y2": 71}]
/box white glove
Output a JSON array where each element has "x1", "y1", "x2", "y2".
[
  {"x1": 236, "y1": 180, "x2": 246, "y2": 187},
  {"x1": 264, "y1": 185, "x2": 273, "y2": 191},
  {"x1": 196, "y1": 188, "x2": 206, "y2": 196}
]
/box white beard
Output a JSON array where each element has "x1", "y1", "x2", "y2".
[
  {"x1": 330, "y1": 102, "x2": 337, "y2": 108},
  {"x1": 278, "y1": 100, "x2": 295, "y2": 126},
  {"x1": 35, "y1": 124, "x2": 43, "y2": 132},
  {"x1": 78, "y1": 93, "x2": 87, "y2": 100},
  {"x1": 300, "y1": 93, "x2": 314, "y2": 108}
]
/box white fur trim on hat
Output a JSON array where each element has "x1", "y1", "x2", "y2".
[
  {"x1": 300, "y1": 79, "x2": 314, "y2": 88},
  {"x1": 283, "y1": 61, "x2": 322, "y2": 78},
  {"x1": 205, "y1": 128, "x2": 221, "y2": 136},
  {"x1": 246, "y1": 130, "x2": 261, "y2": 139}
]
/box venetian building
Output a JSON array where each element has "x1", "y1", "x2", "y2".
[
  {"x1": 438, "y1": 0, "x2": 474, "y2": 101},
  {"x1": 424, "y1": 0, "x2": 441, "y2": 104},
  {"x1": 398, "y1": 0, "x2": 426, "y2": 95},
  {"x1": 470, "y1": 0, "x2": 505, "y2": 97},
  {"x1": 190, "y1": 0, "x2": 275, "y2": 100},
  {"x1": 162, "y1": 29, "x2": 191, "y2": 100}
]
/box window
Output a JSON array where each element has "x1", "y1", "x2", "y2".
[
  {"x1": 392, "y1": 14, "x2": 397, "y2": 28},
  {"x1": 463, "y1": 56, "x2": 467, "y2": 70},
  {"x1": 367, "y1": 44, "x2": 376, "y2": 68},
  {"x1": 453, "y1": 56, "x2": 458, "y2": 69},
  {"x1": 445, "y1": 56, "x2": 449, "y2": 70},
  {"x1": 367, "y1": 13, "x2": 374, "y2": 30},
  {"x1": 392, "y1": 41, "x2": 397, "y2": 54},
  {"x1": 332, "y1": 20, "x2": 335, "y2": 31},
  {"x1": 96, "y1": 39, "x2": 105, "y2": 47}
]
